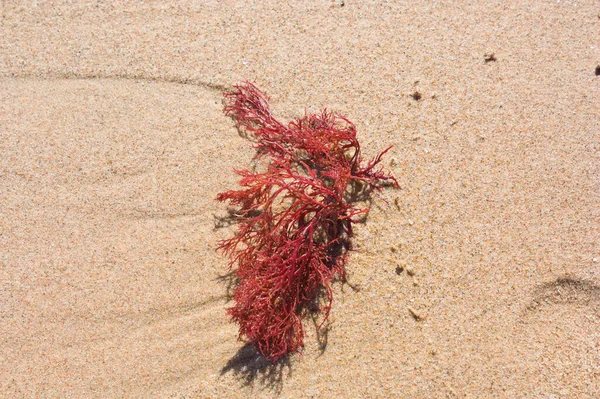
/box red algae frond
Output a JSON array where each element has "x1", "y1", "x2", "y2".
[{"x1": 217, "y1": 82, "x2": 398, "y2": 361}]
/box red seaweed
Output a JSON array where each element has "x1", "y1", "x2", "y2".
[{"x1": 217, "y1": 82, "x2": 398, "y2": 361}]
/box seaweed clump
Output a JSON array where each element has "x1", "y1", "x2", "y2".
[{"x1": 217, "y1": 82, "x2": 397, "y2": 361}]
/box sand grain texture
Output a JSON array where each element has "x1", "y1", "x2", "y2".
[{"x1": 1, "y1": 1, "x2": 599, "y2": 398}]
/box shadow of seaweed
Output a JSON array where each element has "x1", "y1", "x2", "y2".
[
  {"x1": 220, "y1": 343, "x2": 291, "y2": 393},
  {"x1": 213, "y1": 212, "x2": 238, "y2": 230},
  {"x1": 215, "y1": 271, "x2": 238, "y2": 301},
  {"x1": 309, "y1": 314, "x2": 330, "y2": 356}
]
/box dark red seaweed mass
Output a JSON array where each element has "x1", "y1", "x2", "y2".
[{"x1": 217, "y1": 82, "x2": 397, "y2": 361}]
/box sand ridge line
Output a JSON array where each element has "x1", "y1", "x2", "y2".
[{"x1": 0, "y1": 71, "x2": 228, "y2": 92}]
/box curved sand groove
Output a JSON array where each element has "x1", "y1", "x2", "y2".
[
  {"x1": 501, "y1": 277, "x2": 600, "y2": 398},
  {"x1": 0, "y1": 78, "x2": 247, "y2": 397}
]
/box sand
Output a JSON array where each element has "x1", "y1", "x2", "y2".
[{"x1": 1, "y1": 1, "x2": 599, "y2": 398}]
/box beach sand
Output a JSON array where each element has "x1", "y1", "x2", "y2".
[{"x1": 1, "y1": 1, "x2": 599, "y2": 397}]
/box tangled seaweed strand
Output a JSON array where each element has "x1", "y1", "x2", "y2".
[{"x1": 217, "y1": 82, "x2": 398, "y2": 361}]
